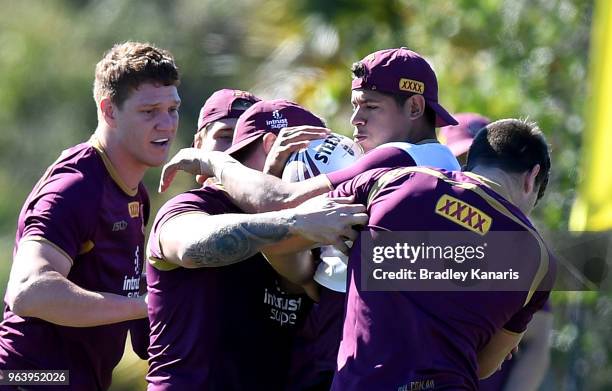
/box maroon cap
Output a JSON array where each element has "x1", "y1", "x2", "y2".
[
  {"x1": 225, "y1": 99, "x2": 326, "y2": 157},
  {"x1": 438, "y1": 113, "x2": 490, "y2": 156},
  {"x1": 196, "y1": 89, "x2": 260, "y2": 132},
  {"x1": 351, "y1": 48, "x2": 458, "y2": 127}
]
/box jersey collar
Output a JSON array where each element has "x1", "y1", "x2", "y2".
[{"x1": 89, "y1": 135, "x2": 138, "y2": 197}]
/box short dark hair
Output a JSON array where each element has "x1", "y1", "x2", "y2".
[
  {"x1": 465, "y1": 119, "x2": 551, "y2": 200},
  {"x1": 351, "y1": 61, "x2": 367, "y2": 79},
  {"x1": 94, "y1": 41, "x2": 180, "y2": 108},
  {"x1": 351, "y1": 61, "x2": 436, "y2": 128}
]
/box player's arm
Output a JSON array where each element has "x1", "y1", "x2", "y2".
[
  {"x1": 259, "y1": 170, "x2": 381, "y2": 300},
  {"x1": 263, "y1": 251, "x2": 321, "y2": 301},
  {"x1": 160, "y1": 146, "x2": 413, "y2": 213},
  {"x1": 477, "y1": 328, "x2": 524, "y2": 379},
  {"x1": 158, "y1": 195, "x2": 367, "y2": 268},
  {"x1": 159, "y1": 150, "x2": 331, "y2": 213},
  {"x1": 263, "y1": 251, "x2": 316, "y2": 285},
  {"x1": 217, "y1": 156, "x2": 331, "y2": 213},
  {"x1": 5, "y1": 240, "x2": 147, "y2": 327},
  {"x1": 501, "y1": 311, "x2": 553, "y2": 391}
]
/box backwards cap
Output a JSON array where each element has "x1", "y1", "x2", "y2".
[{"x1": 351, "y1": 48, "x2": 457, "y2": 127}]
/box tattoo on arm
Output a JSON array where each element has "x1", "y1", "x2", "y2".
[{"x1": 184, "y1": 220, "x2": 291, "y2": 267}]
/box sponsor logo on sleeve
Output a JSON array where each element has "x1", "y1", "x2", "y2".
[{"x1": 435, "y1": 194, "x2": 492, "y2": 235}]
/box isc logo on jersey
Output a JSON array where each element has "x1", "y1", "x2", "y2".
[{"x1": 282, "y1": 133, "x2": 363, "y2": 182}]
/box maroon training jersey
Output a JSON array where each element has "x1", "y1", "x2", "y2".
[
  {"x1": 0, "y1": 137, "x2": 149, "y2": 390},
  {"x1": 330, "y1": 166, "x2": 555, "y2": 391},
  {"x1": 288, "y1": 142, "x2": 460, "y2": 390},
  {"x1": 146, "y1": 184, "x2": 308, "y2": 391}
]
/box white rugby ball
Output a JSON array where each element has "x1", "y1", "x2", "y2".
[{"x1": 282, "y1": 133, "x2": 363, "y2": 182}]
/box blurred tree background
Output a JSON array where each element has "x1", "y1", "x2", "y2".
[{"x1": 0, "y1": 0, "x2": 607, "y2": 389}]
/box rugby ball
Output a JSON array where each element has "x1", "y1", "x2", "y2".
[
  {"x1": 282, "y1": 133, "x2": 363, "y2": 182},
  {"x1": 282, "y1": 133, "x2": 362, "y2": 293}
]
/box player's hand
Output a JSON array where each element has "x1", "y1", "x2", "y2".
[
  {"x1": 496, "y1": 346, "x2": 519, "y2": 372},
  {"x1": 263, "y1": 126, "x2": 331, "y2": 177},
  {"x1": 159, "y1": 148, "x2": 214, "y2": 192},
  {"x1": 289, "y1": 195, "x2": 368, "y2": 248},
  {"x1": 505, "y1": 345, "x2": 518, "y2": 361}
]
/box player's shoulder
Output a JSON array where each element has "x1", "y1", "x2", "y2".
[
  {"x1": 368, "y1": 165, "x2": 448, "y2": 189},
  {"x1": 365, "y1": 142, "x2": 416, "y2": 163},
  {"x1": 157, "y1": 183, "x2": 237, "y2": 220},
  {"x1": 441, "y1": 172, "x2": 544, "y2": 238},
  {"x1": 34, "y1": 141, "x2": 105, "y2": 201},
  {"x1": 377, "y1": 142, "x2": 459, "y2": 170}
]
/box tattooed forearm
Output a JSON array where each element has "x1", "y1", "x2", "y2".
[
  {"x1": 183, "y1": 219, "x2": 291, "y2": 268},
  {"x1": 209, "y1": 153, "x2": 295, "y2": 213}
]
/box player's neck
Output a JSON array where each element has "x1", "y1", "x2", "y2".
[
  {"x1": 93, "y1": 128, "x2": 147, "y2": 190},
  {"x1": 414, "y1": 138, "x2": 439, "y2": 145},
  {"x1": 469, "y1": 167, "x2": 530, "y2": 215},
  {"x1": 406, "y1": 120, "x2": 436, "y2": 144}
]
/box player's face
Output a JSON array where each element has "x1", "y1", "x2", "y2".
[
  {"x1": 114, "y1": 83, "x2": 180, "y2": 168},
  {"x1": 350, "y1": 89, "x2": 412, "y2": 152},
  {"x1": 197, "y1": 118, "x2": 238, "y2": 153}
]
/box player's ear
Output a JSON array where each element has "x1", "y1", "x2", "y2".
[
  {"x1": 100, "y1": 97, "x2": 117, "y2": 127},
  {"x1": 405, "y1": 95, "x2": 425, "y2": 120},
  {"x1": 262, "y1": 132, "x2": 278, "y2": 154},
  {"x1": 524, "y1": 164, "x2": 541, "y2": 195},
  {"x1": 193, "y1": 131, "x2": 204, "y2": 149}
]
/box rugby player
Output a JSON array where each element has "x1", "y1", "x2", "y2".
[
  {"x1": 0, "y1": 42, "x2": 180, "y2": 390},
  {"x1": 159, "y1": 47, "x2": 461, "y2": 390},
  {"x1": 145, "y1": 99, "x2": 368, "y2": 390},
  {"x1": 193, "y1": 88, "x2": 260, "y2": 187},
  {"x1": 194, "y1": 88, "x2": 260, "y2": 153},
  {"x1": 441, "y1": 113, "x2": 553, "y2": 391},
  {"x1": 328, "y1": 118, "x2": 555, "y2": 390}
]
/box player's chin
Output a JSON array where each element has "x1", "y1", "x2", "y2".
[
  {"x1": 356, "y1": 138, "x2": 374, "y2": 153},
  {"x1": 144, "y1": 153, "x2": 171, "y2": 168}
]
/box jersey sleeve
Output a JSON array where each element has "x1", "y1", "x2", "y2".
[
  {"x1": 502, "y1": 290, "x2": 550, "y2": 334},
  {"x1": 146, "y1": 188, "x2": 232, "y2": 262},
  {"x1": 20, "y1": 171, "x2": 100, "y2": 262},
  {"x1": 329, "y1": 168, "x2": 392, "y2": 206},
  {"x1": 503, "y1": 243, "x2": 556, "y2": 333},
  {"x1": 128, "y1": 318, "x2": 150, "y2": 360},
  {"x1": 325, "y1": 146, "x2": 415, "y2": 188}
]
